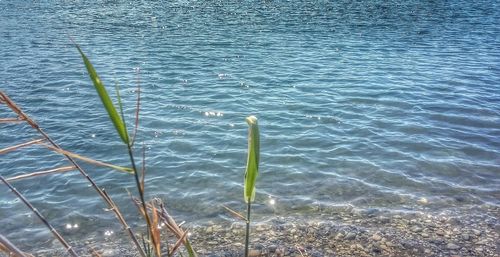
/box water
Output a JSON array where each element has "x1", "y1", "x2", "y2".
[{"x1": 1, "y1": 0, "x2": 499, "y2": 252}]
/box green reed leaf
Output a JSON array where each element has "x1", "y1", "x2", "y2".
[
  {"x1": 75, "y1": 44, "x2": 130, "y2": 145},
  {"x1": 244, "y1": 116, "x2": 260, "y2": 203}
]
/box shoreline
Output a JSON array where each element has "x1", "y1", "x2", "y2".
[
  {"x1": 187, "y1": 206, "x2": 499, "y2": 256},
  {"x1": 23, "y1": 205, "x2": 499, "y2": 257}
]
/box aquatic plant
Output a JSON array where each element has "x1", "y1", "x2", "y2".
[
  {"x1": 243, "y1": 116, "x2": 260, "y2": 257},
  {"x1": 1, "y1": 91, "x2": 142, "y2": 257},
  {"x1": 75, "y1": 44, "x2": 196, "y2": 257},
  {"x1": 2, "y1": 47, "x2": 265, "y2": 256}
]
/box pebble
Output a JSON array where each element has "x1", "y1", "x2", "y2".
[
  {"x1": 446, "y1": 243, "x2": 461, "y2": 250},
  {"x1": 411, "y1": 226, "x2": 422, "y2": 232},
  {"x1": 57, "y1": 207, "x2": 497, "y2": 257},
  {"x1": 475, "y1": 239, "x2": 488, "y2": 245},
  {"x1": 275, "y1": 248, "x2": 285, "y2": 256},
  {"x1": 378, "y1": 216, "x2": 391, "y2": 224},
  {"x1": 345, "y1": 232, "x2": 357, "y2": 240},
  {"x1": 372, "y1": 234, "x2": 382, "y2": 241},
  {"x1": 248, "y1": 249, "x2": 261, "y2": 257},
  {"x1": 494, "y1": 224, "x2": 500, "y2": 233}
]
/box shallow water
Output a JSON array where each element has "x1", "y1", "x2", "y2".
[{"x1": 1, "y1": 0, "x2": 499, "y2": 251}]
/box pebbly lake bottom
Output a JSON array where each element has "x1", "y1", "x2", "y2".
[{"x1": 16, "y1": 204, "x2": 499, "y2": 257}]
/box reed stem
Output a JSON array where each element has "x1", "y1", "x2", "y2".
[
  {"x1": 244, "y1": 201, "x2": 251, "y2": 257},
  {"x1": 0, "y1": 91, "x2": 146, "y2": 257},
  {"x1": 0, "y1": 175, "x2": 79, "y2": 257},
  {"x1": 127, "y1": 144, "x2": 158, "y2": 255},
  {"x1": 0, "y1": 234, "x2": 28, "y2": 257}
]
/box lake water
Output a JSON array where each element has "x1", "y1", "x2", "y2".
[{"x1": 1, "y1": 0, "x2": 499, "y2": 252}]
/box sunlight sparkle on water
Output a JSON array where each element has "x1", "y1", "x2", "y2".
[
  {"x1": 204, "y1": 111, "x2": 223, "y2": 117},
  {"x1": 65, "y1": 223, "x2": 79, "y2": 230}
]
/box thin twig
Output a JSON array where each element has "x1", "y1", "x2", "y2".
[
  {"x1": 37, "y1": 143, "x2": 132, "y2": 173},
  {"x1": 0, "y1": 175, "x2": 79, "y2": 257},
  {"x1": 157, "y1": 202, "x2": 183, "y2": 238},
  {"x1": 0, "y1": 138, "x2": 45, "y2": 155},
  {"x1": 88, "y1": 245, "x2": 102, "y2": 257},
  {"x1": 130, "y1": 71, "x2": 141, "y2": 147},
  {"x1": 169, "y1": 230, "x2": 189, "y2": 256},
  {"x1": 222, "y1": 205, "x2": 247, "y2": 221},
  {"x1": 158, "y1": 201, "x2": 197, "y2": 257},
  {"x1": 0, "y1": 234, "x2": 29, "y2": 257},
  {"x1": 0, "y1": 91, "x2": 146, "y2": 257},
  {"x1": 6, "y1": 166, "x2": 76, "y2": 182},
  {"x1": 102, "y1": 189, "x2": 144, "y2": 254},
  {"x1": 0, "y1": 117, "x2": 24, "y2": 123},
  {"x1": 136, "y1": 199, "x2": 197, "y2": 256},
  {"x1": 141, "y1": 143, "x2": 146, "y2": 193}
]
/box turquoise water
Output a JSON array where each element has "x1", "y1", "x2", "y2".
[{"x1": 1, "y1": 0, "x2": 499, "y2": 250}]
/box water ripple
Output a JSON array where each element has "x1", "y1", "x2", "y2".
[{"x1": 1, "y1": 0, "x2": 500, "y2": 248}]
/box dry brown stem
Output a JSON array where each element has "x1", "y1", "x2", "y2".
[
  {"x1": 0, "y1": 118, "x2": 24, "y2": 123},
  {"x1": 0, "y1": 175, "x2": 79, "y2": 257},
  {"x1": 0, "y1": 91, "x2": 145, "y2": 257},
  {"x1": 0, "y1": 234, "x2": 33, "y2": 257},
  {"x1": 0, "y1": 138, "x2": 45, "y2": 155},
  {"x1": 6, "y1": 166, "x2": 76, "y2": 182}
]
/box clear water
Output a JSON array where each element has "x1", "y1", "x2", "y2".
[{"x1": 1, "y1": 0, "x2": 499, "y2": 250}]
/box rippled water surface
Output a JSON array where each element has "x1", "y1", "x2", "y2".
[{"x1": 1, "y1": 0, "x2": 499, "y2": 250}]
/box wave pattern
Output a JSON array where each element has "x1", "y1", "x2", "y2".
[{"x1": 1, "y1": 0, "x2": 499, "y2": 246}]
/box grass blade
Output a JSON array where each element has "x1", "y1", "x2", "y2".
[
  {"x1": 39, "y1": 143, "x2": 133, "y2": 174},
  {"x1": 0, "y1": 138, "x2": 45, "y2": 155},
  {"x1": 244, "y1": 116, "x2": 260, "y2": 203},
  {"x1": 169, "y1": 230, "x2": 189, "y2": 257},
  {"x1": 6, "y1": 166, "x2": 76, "y2": 182},
  {"x1": 151, "y1": 205, "x2": 162, "y2": 257},
  {"x1": 75, "y1": 44, "x2": 129, "y2": 145},
  {"x1": 222, "y1": 205, "x2": 246, "y2": 221}
]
